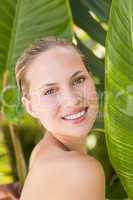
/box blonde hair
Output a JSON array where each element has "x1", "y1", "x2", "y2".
[{"x1": 15, "y1": 36, "x2": 89, "y2": 100}]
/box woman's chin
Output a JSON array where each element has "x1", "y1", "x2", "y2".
[
  {"x1": 58, "y1": 128, "x2": 89, "y2": 139},
  {"x1": 60, "y1": 117, "x2": 92, "y2": 135}
]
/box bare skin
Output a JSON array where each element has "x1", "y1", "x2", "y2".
[
  {"x1": 20, "y1": 132, "x2": 105, "y2": 200},
  {"x1": 20, "y1": 46, "x2": 105, "y2": 199}
]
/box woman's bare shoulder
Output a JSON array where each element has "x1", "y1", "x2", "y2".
[
  {"x1": 30, "y1": 148, "x2": 105, "y2": 175},
  {"x1": 20, "y1": 151, "x2": 105, "y2": 200},
  {"x1": 28, "y1": 138, "x2": 45, "y2": 170},
  {"x1": 66, "y1": 151, "x2": 105, "y2": 179},
  {"x1": 30, "y1": 150, "x2": 105, "y2": 188},
  {"x1": 73, "y1": 151, "x2": 105, "y2": 173}
]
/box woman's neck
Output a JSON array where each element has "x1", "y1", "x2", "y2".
[{"x1": 43, "y1": 131, "x2": 87, "y2": 155}]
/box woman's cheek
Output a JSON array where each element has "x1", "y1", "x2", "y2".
[
  {"x1": 40, "y1": 96, "x2": 59, "y2": 116},
  {"x1": 40, "y1": 95, "x2": 60, "y2": 110},
  {"x1": 84, "y1": 83, "x2": 99, "y2": 107}
]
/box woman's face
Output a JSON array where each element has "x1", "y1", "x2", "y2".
[{"x1": 24, "y1": 46, "x2": 99, "y2": 139}]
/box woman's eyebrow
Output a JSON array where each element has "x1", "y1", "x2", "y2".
[{"x1": 38, "y1": 70, "x2": 83, "y2": 90}]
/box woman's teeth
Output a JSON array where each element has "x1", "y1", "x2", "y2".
[{"x1": 63, "y1": 109, "x2": 86, "y2": 120}]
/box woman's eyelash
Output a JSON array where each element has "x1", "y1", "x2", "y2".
[
  {"x1": 43, "y1": 88, "x2": 57, "y2": 96},
  {"x1": 42, "y1": 76, "x2": 86, "y2": 96},
  {"x1": 73, "y1": 76, "x2": 86, "y2": 85}
]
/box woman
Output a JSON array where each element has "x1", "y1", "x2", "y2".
[{"x1": 15, "y1": 36, "x2": 105, "y2": 200}]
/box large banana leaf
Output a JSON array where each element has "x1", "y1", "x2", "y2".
[
  {"x1": 0, "y1": 0, "x2": 73, "y2": 123},
  {"x1": 105, "y1": 0, "x2": 133, "y2": 198}
]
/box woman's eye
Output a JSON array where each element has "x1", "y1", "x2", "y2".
[
  {"x1": 73, "y1": 77, "x2": 86, "y2": 86},
  {"x1": 43, "y1": 88, "x2": 57, "y2": 96},
  {"x1": 42, "y1": 77, "x2": 86, "y2": 96}
]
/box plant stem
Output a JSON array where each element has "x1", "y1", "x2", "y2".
[{"x1": 9, "y1": 123, "x2": 27, "y2": 190}]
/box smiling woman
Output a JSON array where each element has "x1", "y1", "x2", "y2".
[{"x1": 15, "y1": 36, "x2": 105, "y2": 200}]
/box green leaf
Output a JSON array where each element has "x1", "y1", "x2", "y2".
[
  {"x1": 0, "y1": 0, "x2": 73, "y2": 122},
  {"x1": 80, "y1": 0, "x2": 112, "y2": 22},
  {"x1": 106, "y1": 176, "x2": 127, "y2": 199},
  {"x1": 70, "y1": 0, "x2": 106, "y2": 45},
  {"x1": 105, "y1": 0, "x2": 133, "y2": 198}
]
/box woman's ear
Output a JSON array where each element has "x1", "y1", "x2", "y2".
[{"x1": 21, "y1": 96, "x2": 38, "y2": 118}]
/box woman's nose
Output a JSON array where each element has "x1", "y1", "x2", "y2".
[{"x1": 59, "y1": 90, "x2": 82, "y2": 107}]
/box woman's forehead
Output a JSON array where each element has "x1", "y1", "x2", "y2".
[
  {"x1": 31, "y1": 46, "x2": 83, "y2": 66},
  {"x1": 25, "y1": 46, "x2": 86, "y2": 86}
]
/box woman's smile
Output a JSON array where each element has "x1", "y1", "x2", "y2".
[{"x1": 61, "y1": 106, "x2": 88, "y2": 124}]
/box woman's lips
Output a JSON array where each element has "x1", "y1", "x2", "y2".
[
  {"x1": 61, "y1": 107, "x2": 88, "y2": 120},
  {"x1": 62, "y1": 107, "x2": 88, "y2": 124},
  {"x1": 62, "y1": 107, "x2": 88, "y2": 119}
]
